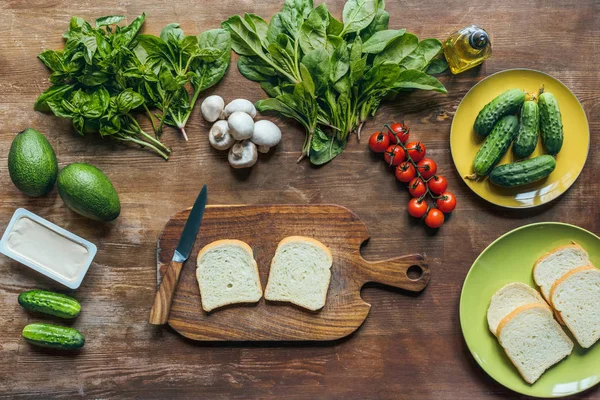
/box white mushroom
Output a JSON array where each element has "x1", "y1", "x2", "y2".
[
  {"x1": 209, "y1": 120, "x2": 234, "y2": 150},
  {"x1": 228, "y1": 111, "x2": 254, "y2": 140},
  {"x1": 228, "y1": 141, "x2": 258, "y2": 169},
  {"x1": 201, "y1": 95, "x2": 225, "y2": 122},
  {"x1": 224, "y1": 99, "x2": 257, "y2": 118},
  {"x1": 251, "y1": 120, "x2": 282, "y2": 153}
]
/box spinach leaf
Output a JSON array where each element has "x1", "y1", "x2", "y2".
[
  {"x1": 299, "y1": 3, "x2": 329, "y2": 54},
  {"x1": 399, "y1": 38, "x2": 443, "y2": 71},
  {"x1": 359, "y1": 8, "x2": 389, "y2": 41},
  {"x1": 373, "y1": 32, "x2": 418, "y2": 65},
  {"x1": 361, "y1": 29, "x2": 406, "y2": 54},
  {"x1": 244, "y1": 14, "x2": 270, "y2": 48},
  {"x1": 309, "y1": 127, "x2": 346, "y2": 165},
  {"x1": 426, "y1": 58, "x2": 449, "y2": 74},
  {"x1": 393, "y1": 69, "x2": 447, "y2": 93},
  {"x1": 301, "y1": 48, "x2": 330, "y2": 95},
  {"x1": 341, "y1": 0, "x2": 377, "y2": 35}
]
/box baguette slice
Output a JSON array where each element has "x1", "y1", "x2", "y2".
[
  {"x1": 497, "y1": 304, "x2": 573, "y2": 384},
  {"x1": 264, "y1": 236, "x2": 333, "y2": 311},
  {"x1": 533, "y1": 243, "x2": 591, "y2": 301},
  {"x1": 550, "y1": 266, "x2": 600, "y2": 348},
  {"x1": 487, "y1": 282, "x2": 550, "y2": 336},
  {"x1": 196, "y1": 239, "x2": 263, "y2": 312}
]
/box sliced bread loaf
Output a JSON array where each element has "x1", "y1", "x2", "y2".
[
  {"x1": 264, "y1": 236, "x2": 333, "y2": 311},
  {"x1": 487, "y1": 282, "x2": 550, "y2": 336},
  {"x1": 497, "y1": 304, "x2": 573, "y2": 384},
  {"x1": 533, "y1": 243, "x2": 590, "y2": 301},
  {"x1": 196, "y1": 239, "x2": 263, "y2": 312},
  {"x1": 550, "y1": 266, "x2": 600, "y2": 348}
]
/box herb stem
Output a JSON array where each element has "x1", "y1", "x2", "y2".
[{"x1": 116, "y1": 136, "x2": 170, "y2": 160}]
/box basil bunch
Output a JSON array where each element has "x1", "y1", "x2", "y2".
[
  {"x1": 35, "y1": 14, "x2": 231, "y2": 160},
  {"x1": 223, "y1": 0, "x2": 447, "y2": 165}
]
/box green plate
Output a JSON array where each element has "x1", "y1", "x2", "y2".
[{"x1": 460, "y1": 222, "x2": 600, "y2": 397}]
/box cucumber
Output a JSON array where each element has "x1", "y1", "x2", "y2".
[
  {"x1": 474, "y1": 89, "x2": 526, "y2": 136},
  {"x1": 512, "y1": 101, "x2": 539, "y2": 158},
  {"x1": 22, "y1": 323, "x2": 85, "y2": 350},
  {"x1": 538, "y1": 91, "x2": 563, "y2": 155},
  {"x1": 490, "y1": 155, "x2": 556, "y2": 187},
  {"x1": 18, "y1": 290, "x2": 81, "y2": 319},
  {"x1": 472, "y1": 115, "x2": 519, "y2": 176}
]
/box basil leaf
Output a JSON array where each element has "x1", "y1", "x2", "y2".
[
  {"x1": 119, "y1": 13, "x2": 145, "y2": 46},
  {"x1": 38, "y1": 50, "x2": 65, "y2": 72},
  {"x1": 393, "y1": 69, "x2": 447, "y2": 93},
  {"x1": 361, "y1": 29, "x2": 406, "y2": 54},
  {"x1": 95, "y1": 15, "x2": 124, "y2": 27},
  {"x1": 80, "y1": 35, "x2": 98, "y2": 64},
  {"x1": 341, "y1": 0, "x2": 377, "y2": 35},
  {"x1": 34, "y1": 84, "x2": 75, "y2": 112}
]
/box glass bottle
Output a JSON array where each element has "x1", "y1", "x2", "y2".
[{"x1": 443, "y1": 25, "x2": 492, "y2": 74}]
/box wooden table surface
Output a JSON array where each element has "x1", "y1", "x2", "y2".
[{"x1": 0, "y1": 0, "x2": 598, "y2": 398}]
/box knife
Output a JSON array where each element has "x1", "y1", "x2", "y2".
[{"x1": 149, "y1": 184, "x2": 207, "y2": 325}]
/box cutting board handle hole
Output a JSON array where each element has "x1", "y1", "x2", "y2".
[{"x1": 406, "y1": 265, "x2": 424, "y2": 281}]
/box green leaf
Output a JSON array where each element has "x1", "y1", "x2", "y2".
[
  {"x1": 222, "y1": 15, "x2": 266, "y2": 57},
  {"x1": 298, "y1": 3, "x2": 329, "y2": 54},
  {"x1": 160, "y1": 23, "x2": 184, "y2": 42},
  {"x1": 38, "y1": 50, "x2": 65, "y2": 72},
  {"x1": 95, "y1": 15, "x2": 124, "y2": 27},
  {"x1": 281, "y1": 0, "x2": 314, "y2": 36},
  {"x1": 266, "y1": 12, "x2": 285, "y2": 43},
  {"x1": 399, "y1": 38, "x2": 443, "y2": 71},
  {"x1": 341, "y1": 0, "x2": 378, "y2": 35},
  {"x1": 299, "y1": 63, "x2": 315, "y2": 97},
  {"x1": 119, "y1": 13, "x2": 145, "y2": 45},
  {"x1": 244, "y1": 13, "x2": 270, "y2": 48},
  {"x1": 349, "y1": 37, "x2": 366, "y2": 84},
  {"x1": 373, "y1": 32, "x2": 418, "y2": 66},
  {"x1": 327, "y1": 12, "x2": 344, "y2": 36},
  {"x1": 309, "y1": 127, "x2": 346, "y2": 165},
  {"x1": 359, "y1": 8, "x2": 389, "y2": 41},
  {"x1": 329, "y1": 38, "x2": 349, "y2": 83},
  {"x1": 34, "y1": 84, "x2": 75, "y2": 113},
  {"x1": 361, "y1": 29, "x2": 406, "y2": 54},
  {"x1": 426, "y1": 58, "x2": 449, "y2": 74},
  {"x1": 80, "y1": 35, "x2": 98, "y2": 64},
  {"x1": 393, "y1": 69, "x2": 447, "y2": 93},
  {"x1": 238, "y1": 56, "x2": 276, "y2": 82},
  {"x1": 77, "y1": 69, "x2": 108, "y2": 86},
  {"x1": 301, "y1": 49, "x2": 330, "y2": 95}
]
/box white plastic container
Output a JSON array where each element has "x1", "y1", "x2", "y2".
[{"x1": 0, "y1": 208, "x2": 97, "y2": 289}]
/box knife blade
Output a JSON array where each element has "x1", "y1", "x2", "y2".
[
  {"x1": 173, "y1": 184, "x2": 207, "y2": 263},
  {"x1": 149, "y1": 184, "x2": 207, "y2": 325}
]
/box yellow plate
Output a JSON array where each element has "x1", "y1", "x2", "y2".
[{"x1": 450, "y1": 69, "x2": 590, "y2": 208}]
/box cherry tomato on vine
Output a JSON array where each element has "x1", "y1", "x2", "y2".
[
  {"x1": 406, "y1": 141, "x2": 426, "y2": 163},
  {"x1": 408, "y1": 177, "x2": 427, "y2": 197},
  {"x1": 395, "y1": 161, "x2": 416, "y2": 183},
  {"x1": 407, "y1": 198, "x2": 428, "y2": 218},
  {"x1": 425, "y1": 208, "x2": 445, "y2": 228},
  {"x1": 417, "y1": 158, "x2": 437, "y2": 180},
  {"x1": 428, "y1": 175, "x2": 448, "y2": 195},
  {"x1": 368, "y1": 131, "x2": 390, "y2": 153},
  {"x1": 386, "y1": 122, "x2": 410, "y2": 144},
  {"x1": 436, "y1": 192, "x2": 457, "y2": 213},
  {"x1": 384, "y1": 145, "x2": 406, "y2": 166}
]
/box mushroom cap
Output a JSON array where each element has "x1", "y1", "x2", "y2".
[
  {"x1": 209, "y1": 120, "x2": 234, "y2": 150},
  {"x1": 201, "y1": 95, "x2": 225, "y2": 122},
  {"x1": 228, "y1": 111, "x2": 254, "y2": 140},
  {"x1": 251, "y1": 120, "x2": 282, "y2": 148},
  {"x1": 228, "y1": 140, "x2": 258, "y2": 169},
  {"x1": 224, "y1": 99, "x2": 257, "y2": 118}
]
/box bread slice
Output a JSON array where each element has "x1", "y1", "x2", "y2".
[
  {"x1": 550, "y1": 266, "x2": 600, "y2": 348},
  {"x1": 533, "y1": 243, "x2": 591, "y2": 301},
  {"x1": 487, "y1": 282, "x2": 550, "y2": 336},
  {"x1": 264, "y1": 236, "x2": 333, "y2": 311},
  {"x1": 196, "y1": 239, "x2": 263, "y2": 312},
  {"x1": 497, "y1": 304, "x2": 573, "y2": 384}
]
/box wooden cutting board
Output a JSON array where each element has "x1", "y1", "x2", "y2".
[{"x1": 156, "y1": 204, "x2": 430, "y2": 341}]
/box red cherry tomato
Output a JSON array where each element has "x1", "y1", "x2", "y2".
[
  {"x1": 408, "y1": 177, "x2": 427, "y2": 197},
  {"x1": 417, "y1": 158, "x2": 437, "y2": 180},
  {"x1": 384, "y1": 145, "x2": 406, "y2": 166},
  {"x1": 395, "y1": 161, "x2": 416, "y2": 183},
  {"x1": 368, "y1": 131, "x2": 390, "y2": 153},
  {"x1": 407, "y1": 198, "x2": 428, "y2": 218},
  {"x1": 387, "y1": 122, "x2": 410, "y2": 144},
  {"x1": 436, "y1": 192, "x2": 457, "y2": 213},
  {"x1": 406, "y1": 141, "x2": 426, "y2": 163},
  {"x1": 425, "y1": 208, "x2": 445, "y2": 228},
  {"x1": 428, "y1": 175, "x2": 448, "y2": 195}
]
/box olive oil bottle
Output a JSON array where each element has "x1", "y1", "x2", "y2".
[{"x1": 443, "y1": 25, "x2": 492, "y2": 74}]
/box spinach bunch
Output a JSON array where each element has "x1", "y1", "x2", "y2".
[
  {"x1": 223, "y1": 0, "x2": 448, "y2": 165},
  {"x1": 35, "y1": 14, "x2": 231, "y2": 160}
]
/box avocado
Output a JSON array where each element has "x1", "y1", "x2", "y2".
[
  {"x1": 57, "y1": 163, "x2": 120, "y2": 221},
  {"x1": 8, "y1": 128, "x2": 58, "y2": 197}
]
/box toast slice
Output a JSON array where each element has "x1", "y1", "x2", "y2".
[
  {"x1": 533, "y1": 243, "x2": 590, "y2": 302},
  {"x1": 487, "y1": 282, "x2": 550, "y2": 336},
  {"x1": 497, "y1": 304, "x2": 573, "y2": 384},
  {"x1": 550, "y1": 266, "x2": 600, "y2": 348},
  {"x1": 264, "y1": 236, "x2": 333, "y2": 311},
  {"x1": 196, "y1": 239, "x2": 263, "y2": 312}
]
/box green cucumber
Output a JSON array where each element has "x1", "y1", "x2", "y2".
[
  {"x1": 538, "y1": 91, "x2": 563, "y2": 155},
  {"x1": 472, "y1": 115, "x2": 519, "y2": 176},
  {"x1": 490, "y1": 155, "x2": 556, "y2": 187},
  {"x1": 22, "y1": 323, "x2": 85, "y2": 350},
  {"x1": 18, "y1": 290, "x2": 81, "y2": 319},
  {"x1": 512, "y1": 100, "x2": 539, "y2": 158},
  {"x1": 474, "y1": 89, "x2": 526, "y2": 136}
]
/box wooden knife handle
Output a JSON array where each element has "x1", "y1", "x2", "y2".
[
  {"x1": 149, "y1": 260, "x2": 183, "y2": 325},
  {"x1": 357, "y1": 253, "x2": 429, "y2": 292}
]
